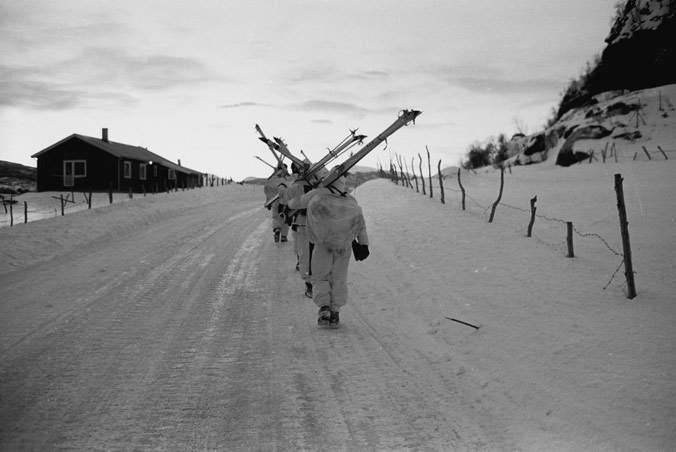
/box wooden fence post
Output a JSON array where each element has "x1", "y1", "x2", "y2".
[
  {"x1": 657, "y1": 146, "x2": 668, "y2": 160},
  {"x1": 642, "y1": 146, "x2": 652, "y2": 160},
  {"x1": 418, "y1": 153, "x2": 426, "y2": 195},
  {"x1": 403, "y1": 157, "x2": 412, "y2": 189},
  {"x1": 614, "y1": 174, "x2": 637, "y2": 299},
  {"x1": 527, "y1": 196, "x2": 537, "y2": 237},
  {"x1": 109, "y1": 183, "x2": 113, "y2": 204},
  {"x1": 426, "y1": 146, "x2": 433, "y2": 199},
  {"x1": 488, "y1": 167, "x2": 505, "y2": 223},
  {"x1": 9, "y1": 202, "x2": 13, "y2": 227},
  {"x1": 24, "y1": 201, "x2": 28, "y2": 224},
  {"x1": 566, "y1": 222, "x2": 575, "y2": 257},
  {"x1": 457, "y1": 168, "x2": 466, "y2": 210},
  {"x1": 411, "y1": 157, "x2": 419, "y2": 193},
  {"x1": 438, "y1": 160, "x2": 445, "y2": 204},
  {"x1": 60, "y1": 194, "x2": 65, "y2": 216}
]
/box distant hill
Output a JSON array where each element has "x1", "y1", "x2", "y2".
[
  {"x1": 349, "y1": 165, "x2": 379, "y2": 174},
  {"x1": 0, "y1": 160, "x2": 37, "y2": 194},
  {"x1": 242, "y1": 166, "x2": 384, "y2": 190}
]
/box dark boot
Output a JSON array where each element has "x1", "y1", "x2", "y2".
[
  {"x1": 317, "y1": 306, "x2": 330, "y2": 325},
  {"x1": 304, "y1": 282, "x2": 313, "y2": 298},
  {"x1": 329, "y1": 311, "x2": 340, "y2": 329}
]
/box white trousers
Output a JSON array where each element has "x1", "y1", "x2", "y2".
[{"x1": 310, "y1": 242, "x2": 351, "y2": 312}]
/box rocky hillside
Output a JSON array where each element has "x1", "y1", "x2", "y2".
[
  {"x1": 503, "y1": 0, "x2": 676, "y2": 169},
  {"x1": 559, "y1": 0, "x2": 676, "y2": 116},
  {"x1": 504, "y1": 83, "x2": 676, "y2": 168},
  {"x1": 0, "y1": 160, "x2": 37, "y2": 194}
]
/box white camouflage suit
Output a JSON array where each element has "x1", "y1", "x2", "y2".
[
  {"x1": 299, "y1": 176, "x2": 368, "y2": 313},
  {"x1": 263, "y1": 169, "x2": 290, "y2": 240},
  {"x1": 279, "y1": 176, "x2": 312, "y2": 282}
]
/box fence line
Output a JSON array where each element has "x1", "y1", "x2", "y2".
[
  {"x1": 0, "y1": 184, "x2": 232, "y2": 228},
  {"x1": 386, "y1": 144, "x2": 665, "y2": 296}
]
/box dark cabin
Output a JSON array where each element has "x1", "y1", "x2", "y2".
[{"x1": 31, "y1": 128, "x2": 203, "y2": 192}]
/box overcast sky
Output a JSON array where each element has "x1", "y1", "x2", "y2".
[{"x1": 1, "y1": 0, "x2": 618, "y2": 180}]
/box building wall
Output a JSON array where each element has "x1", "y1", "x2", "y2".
[
  {"x1": 36, "y1": 136, "x2": 203, "y2": 192},
  {"x1": 36, "y1": 139, "x2": 118, "y2": 192}
]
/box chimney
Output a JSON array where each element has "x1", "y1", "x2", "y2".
[
  {"x1": 178, "y1": 159, "x2": 181, "y2": 166},
  {"x1": 102, "y1": 128, "x2": 109, "y2": 142}
]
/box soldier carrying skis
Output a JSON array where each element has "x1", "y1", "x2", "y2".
[
  {"x1": 290, "y1": 170, "x2": 369, "y2": 328},
  {"x1": 264, "y1": 164, "x2": 290, "y2": 243}
]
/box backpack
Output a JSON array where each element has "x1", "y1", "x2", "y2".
[{"x1": 306, "y1": 192, "x2": 364, "y2": 247}]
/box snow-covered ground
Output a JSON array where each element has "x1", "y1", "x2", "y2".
[
  {"x1": 1, "y1": 157, "x2": 675, "y2": 450},
  {"x1": 356, "y1": 160, "x2": 676, "y2": 451},
  {"x1": 2, "y1": 82, "x2": 675, "y2": 449}
]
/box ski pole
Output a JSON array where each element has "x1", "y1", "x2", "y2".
[{"x1": 255, "y1": 156, "x2": 276, "y2": 170}]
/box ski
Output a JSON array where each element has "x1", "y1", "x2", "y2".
[
  {"x1": 255, "y1": 155, "x2": 276, "y2": 170},
  {"x1": 262, "y1": 129, "x2": 365, "y2": 208},
  {"x1": 272, "y1": 137, "x2": 306, "y2": 168},
  {"x1": 304, "y1": 129, "x2": 366, "y2": 180},
  {"x1": 256, "y1": 124, "x2": 307, "y2": 169},
  {"x1": 320, "y1": 109, "x2": 421, "y2": 188},
  {"x1": 255, "y1": 124, "x2": 283, "y2": 165}
]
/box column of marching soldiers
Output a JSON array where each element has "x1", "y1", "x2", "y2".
[{"x1": 256, "y1": 110, "x2": 421, "y2": 329}]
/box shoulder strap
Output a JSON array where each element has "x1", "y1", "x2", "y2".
[{"x1": 327, "y1": 185, "x2": 347, "y2": 197}]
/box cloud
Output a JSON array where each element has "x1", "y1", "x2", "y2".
[
  {"x1": 344, "y1": 70, "x2": 391, "y2": 81},
  {"x1": 0, "y1": 76, "x2": 82, "y2": 110},
  {"x1": 69, "y1": 47, "x2": 217, "y2": 91},
  {"x1": 221, "y1": 102, "x2": 271, "y2": 109},
  {"x1": 296, "y1": 100, "x2": 369, "y2": 115},
  {"x1": 219, "y1": 98, "x2": 371, "y2": 118},
  {"x1": 122, "y1": 53, "x2": 216, "y2": 91},
  {"x1": 0, "y1": 46, "x2": 218, "y2": 111},
  {"x1": 451, "y1": 76, "x2": 561, "y2": 94},
  {"x1": 424, "y1": 63, "x2": 561, "y2": 95}
]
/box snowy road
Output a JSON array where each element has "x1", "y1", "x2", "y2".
[{"x1": 0, "y1": 191, "x2": 498, "y2": 451}]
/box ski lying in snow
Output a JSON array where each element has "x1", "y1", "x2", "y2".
[{"x1": 319, "y1": 109, "x2": 421, "y2": 188}]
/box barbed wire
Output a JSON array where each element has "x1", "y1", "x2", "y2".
[
  {"x1": 603, "y1": 259, "x2": 626, "y2": 291},
  {"x1": 388, "y1": 167, "x2": 632, "y2": 291}
]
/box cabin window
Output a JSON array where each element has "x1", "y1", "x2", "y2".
[
  {"x1": 124, "y1": 161, "x2": 132, "y2": 179},
  {"x1": 139, "y1": 163, "x2": 147, "y2": 180},
  {"x1": 63, "y1": 160, "x2": 86, "y2": 187},
  {"x1": 168, "y1": 169, "x2": 176, "y2": 180}
]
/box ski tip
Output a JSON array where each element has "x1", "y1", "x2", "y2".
[{"x1": 400, "y1": 109, "x2": 422, "y2": 123}]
